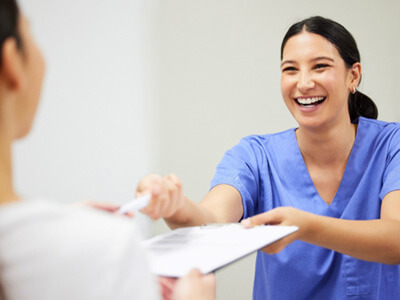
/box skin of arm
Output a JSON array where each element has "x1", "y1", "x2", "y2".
[
  {"x1": 166, "y1": 184, "x2": 244, "y2": 229},
  {"x1": 136, "y1": 174, "x2": 243, "y2": 229},
  {"x1": 242, "y1": 190, "x2": 400, "y2": 265}
]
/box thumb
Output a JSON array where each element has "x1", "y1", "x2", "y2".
[{"x1": 241, "y1": 210, "x2": 281, "y2": 228}]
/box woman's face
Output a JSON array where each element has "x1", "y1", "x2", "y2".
[
  {"x1": 280, "y1": 31, "x2": 355, "y2": 131},
  {"x1": 14, "y1": 15, "x2": 45, "y2": 139}
]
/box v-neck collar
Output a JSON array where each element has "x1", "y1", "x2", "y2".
[{"x1": 284, "y1": 118, "x2": 363, "y2": 216}]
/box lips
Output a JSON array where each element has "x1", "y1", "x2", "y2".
[{"x1": 295, "y1": 96, "x2": 326, "y2": 107}]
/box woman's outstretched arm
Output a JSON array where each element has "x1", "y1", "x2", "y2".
[{"x1": 242, "y1": 190, "x2": 400, "y2": 264}]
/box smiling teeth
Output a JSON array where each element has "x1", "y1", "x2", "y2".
[{"x1": 296, "y1": 97, "x2": 325, "y2": 105}]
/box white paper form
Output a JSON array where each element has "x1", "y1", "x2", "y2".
[{"x1": 142, "y1": 224, "x2": 298, "y2": 277}]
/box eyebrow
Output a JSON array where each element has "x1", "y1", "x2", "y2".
[{"x1": 281, "y1": 56, "x2": 335, "y2": 67}]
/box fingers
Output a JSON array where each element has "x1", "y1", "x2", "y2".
[
  {"x1": 186, "y1": 269, "x2": 216, "y2": 289},
  {"x1": 164, "y1": 174, "x2": 184, "y2": 217},
  {"x1": 71, "y1": 200, "x2": 136, "y2": 218},
  {"x1": 136, "y1": 173, "x2": 184, "y2": 220},
  {"x1": 241, "y1": 207, "x2": 301, "y2": 254},
  {"x1": 201, "y1": 273, "x2": 216, "y2": 294},
  {"x1": 136, "y1": 173, "x2": 163, "y2": 197},
  {"x1": 241, "y1": 208, "x2": 283, "y2": 228},
  {"x1": 158, "y1": 276, "x2": 178, "y2": 300},
  {"x1": 172, "y1": 269, "x2": 216, "y2": 300},
  {"x1": 185, "y1": 268, "x2": 202, "y2": 278}
]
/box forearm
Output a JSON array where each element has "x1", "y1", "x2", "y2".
[
  {"x1": 164, "y1": 196, "x2": 218, "y2": 229},
  {"x1": 304, "y1": 214, "x2": 400, "y2": 264},
  {"x1": 164, "y1": 184, "x2": 243, "y2": 229}
]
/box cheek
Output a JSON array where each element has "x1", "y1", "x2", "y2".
[
  {"x1": 32, "y1": 42, "x2": 45, "y2": 78},
  {"x1": 280, "y1": 78, "x2": 295, "y2": 112},
  {"x1": 280, "y1": 76, "x2": 291, "y2": 97},
  {"x1": 321, "y1": 71, "x2": 346, "y2": 94},
  {"x1": 29, "y1": 45, "x2": 45, "y2": 100}
]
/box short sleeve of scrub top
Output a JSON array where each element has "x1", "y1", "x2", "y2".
[
  {"x1": 209, "y1": 133, "x2": 272, "y2": 219},
  {"x1": 379, "y1": 122, "x2": 400, "y2": 199}
]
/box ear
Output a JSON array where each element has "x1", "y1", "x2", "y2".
[
  {"x1": 348, "y1": 62, "x2": 361, "y2": 92},
  {"x1": 0, "y1": 37, "x2": 25, "y2": 91}
]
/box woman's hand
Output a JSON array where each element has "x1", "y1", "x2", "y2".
[
  {"x1": 159, "y1": 270, "x2": 216, "y2": 300},
  {"x1": 241, "y1": 207, "x2": 314, "y2": 254},
  {"x1": 70, "y1": 201, "x2": 135, "y2": 218},
  {"x1": 172, "y1": 269, "x2": 216, "y2": 300},
  {"x1": 158, "y1": 276, "x2": 178, "y2": 300},
  {"x1": 136, "y1": 173, "x2": 185, "y2": 220}
]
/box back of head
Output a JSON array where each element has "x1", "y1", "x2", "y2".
[
  {"x1": 0, "y1": 0, "x2": 21, "y2": 66},
  {"x1": 281, "y1": 16, "x2": 378, "y2": 122}
]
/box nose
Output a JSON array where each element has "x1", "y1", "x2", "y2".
[{"x1": 297, "y1": 71, "x2": 315, "y2": 91}]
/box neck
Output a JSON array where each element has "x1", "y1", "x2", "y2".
[
  {"x1": 0, "y1": 132, "x2": 18, "y2": 205},
  {"x1": 0, "y1": 85, "x2": 20, "y2": 205},
  {"x1": 296, "y1": 119, "x2": 357, "y2": 167}
]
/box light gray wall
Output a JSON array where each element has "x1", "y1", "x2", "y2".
[
  {"x1": 14, "y1": 0, "x2": 158, "y2": 212},
  {"x1": 12, "y1": 0, "x2": 400, "y2": 299},
  {"x1": 155, "y1": 0, "x2": 400, "y2": 299}
]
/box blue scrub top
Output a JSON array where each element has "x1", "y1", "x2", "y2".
[{"x1": 210, "y1": 117, "x2": 400, "y2": 299}]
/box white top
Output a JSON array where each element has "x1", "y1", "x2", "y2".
[{"x1": 0, "y1": 199, "x2": 160, "y2": 300}]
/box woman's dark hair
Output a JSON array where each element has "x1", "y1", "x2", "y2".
[
  {"x1": 0, "y1": 0, "x2": 22, "y2": 65},
  {"x1": 281, "y1": 16, "x2": 378, "y2": 121}
]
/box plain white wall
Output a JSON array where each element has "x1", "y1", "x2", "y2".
[
  {"x1": 14, "y1": 0, "x2": 159, "y2": 216},
  {"x1": 11, "y1": 0, "x2": 400, "y2": 299},
  {"x1": 155, "y1": 0, "x2": 400, "y2": 299}
]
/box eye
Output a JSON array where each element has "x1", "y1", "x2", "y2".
[
  {"x1": 314, "y1": 63, "x2": 330, "y2": 70},
  {"x1": 282, "y1": 66, "x2": 297, "y2": 73}
]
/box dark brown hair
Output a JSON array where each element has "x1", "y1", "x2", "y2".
[{"x1": 0, "y1": 0, "x2": 22, "y2": 66}]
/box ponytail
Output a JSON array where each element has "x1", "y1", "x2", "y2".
[{"x1": 348, "y1": 90, "x2": 378, "y2": 122}]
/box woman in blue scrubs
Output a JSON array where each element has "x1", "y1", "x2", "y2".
[{"x1": 137, "y1": 16, "x2": 400, "y2": 299}]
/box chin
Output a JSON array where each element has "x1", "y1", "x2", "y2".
[{"x1": 295, "y1": 116, "x2": 327, "y2": 130}]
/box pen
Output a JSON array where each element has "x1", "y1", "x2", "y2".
[{"x1": 118, "y1": 194, "x2": 151, "y2": 214}]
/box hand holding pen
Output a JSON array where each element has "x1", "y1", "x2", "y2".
[{"x1": 135, "y1": 173, "x2": 186, "y2": 220}]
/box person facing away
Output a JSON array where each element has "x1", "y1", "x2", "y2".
[
  {"x1": 136, "y1": 16, "x2": 400, "y2": 299},
  {"x1": 0, "y1": 0, "x2": 215, "y2": 299}
]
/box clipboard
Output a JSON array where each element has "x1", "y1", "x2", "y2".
[{"x1": 142, "y1": 224, "x2": 298, "y2": 277}]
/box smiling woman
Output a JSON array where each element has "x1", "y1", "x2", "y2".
[
  {"x1": 135, "y1": 15, "x2": 400, "y2": 300},
  {"x1": 281, "y1": 31, "x2": 357, "y2": 131},
  {"x1": 280, "y1": 16, "x2": 378, "y2": 123}
]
